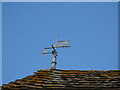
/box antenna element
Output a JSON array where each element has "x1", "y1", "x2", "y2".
[{"x1": 41, "y1": 37, "x2": 71, "y2": 69}]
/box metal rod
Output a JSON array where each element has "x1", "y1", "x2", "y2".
[
  {"x1": 51, "y1": 45, "x2": 58, "y2": 69},
  {"x1": 51, "y1": 55, "x2": 57, "y2": 69}
]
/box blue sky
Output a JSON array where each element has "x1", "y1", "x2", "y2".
[{"x1": 2, "y1": 2, "x2": 118, "y2": 84}]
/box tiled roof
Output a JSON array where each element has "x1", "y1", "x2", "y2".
[{"x1": 2, "y1": 69, "x2": 120, "y2": 89}]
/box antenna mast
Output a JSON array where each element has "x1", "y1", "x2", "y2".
[{"x1": 41, "y1": 36, "x2": 71, "y2": 69}]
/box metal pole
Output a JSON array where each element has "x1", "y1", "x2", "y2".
[{"x1": 51, "y1": 55, "x2": 57, "y2": 69}]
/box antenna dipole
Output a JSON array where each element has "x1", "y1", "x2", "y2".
[{"x1": 41, "y1": 37, "x2": 71, "y2": 69}]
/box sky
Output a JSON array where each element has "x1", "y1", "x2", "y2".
[
  {"x1": 2, "y1": 2, "x2": 118, "y2": 84},
  {"x1": 1, "y1": 0, "x2": 120, "y2": 2}
]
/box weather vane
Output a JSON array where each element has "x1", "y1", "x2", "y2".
[{"x1": 41, "y1": 36, "x2": 71, "y2": 69}]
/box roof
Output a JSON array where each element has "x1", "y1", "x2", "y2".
[{"x1": 2, "y1": 69, "x2": 120, "y2": 90}]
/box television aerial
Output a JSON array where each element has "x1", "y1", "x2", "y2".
[{"x1": 41, "y1": 37, "x2": 71, "y2": 69}]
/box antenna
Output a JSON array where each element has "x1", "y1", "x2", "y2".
[{"x1": 41, "y1": 36, "x2": 71, "y2": 69}]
